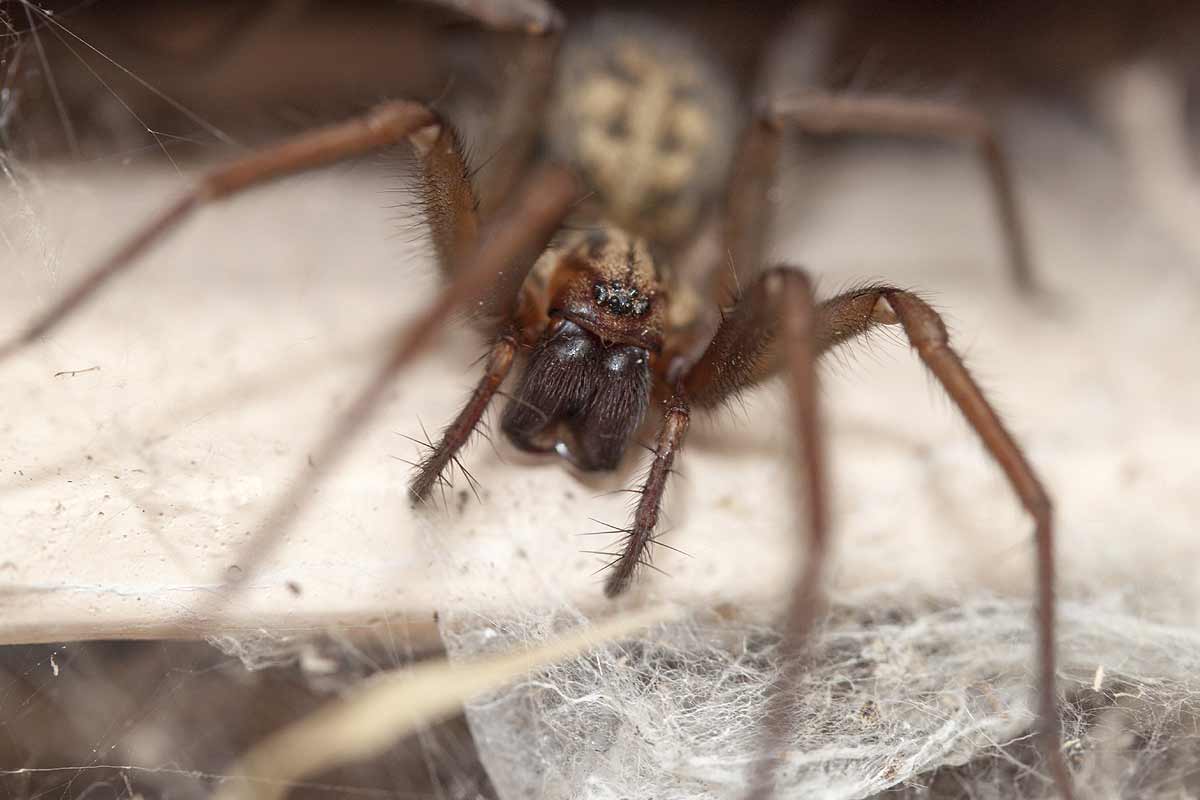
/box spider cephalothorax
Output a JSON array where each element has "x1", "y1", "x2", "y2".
[{"x1": 503, "y1": 226, "x2": 663, "y2": 470}]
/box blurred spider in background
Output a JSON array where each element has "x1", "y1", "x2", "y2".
[{"x1": 0, "y1": 1, "x2": 1074, "y2": 797}]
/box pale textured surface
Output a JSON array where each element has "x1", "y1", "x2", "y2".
[
  {"x1": 5, "y1": 108, "x2": 1197, "y2": 633},
  {"x1": 2, "y1": 76, "x2": 1199, "y2": 796}
]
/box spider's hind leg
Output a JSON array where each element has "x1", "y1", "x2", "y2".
[
  {"x1": 772, "y1": 93, "x2": 1037, "y2": 293},
  {"x1": 721, "y1": 94, "x2": 1038, "y2": 297}
]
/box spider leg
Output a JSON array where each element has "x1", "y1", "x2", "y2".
[
  {"x1": 689, "y1": 281, "x2": 1070, "y2": 799},
  {"x1": 408, "y1": 333, "x2": 516, "y2": 503},
  {"x1": 402, "y1": 1, "x2": 570, "y2": 506},
  {"x1": 412, "y1": 120, "x2": 483, "y2": 278},
  {"x1": 722, "y1": 117, "x2": 783, "y2": 297},
  {"x1": 875, "y1": 288, "x2": 1070, "y2": 798},
  {"x1": 406, "y1": 82, "x2": 569, "y2": 503},
  {"x1": 413, "y1": 0, "x2": 563, "y2": 34},
  {"x1": 603, "y1": 391, "x2": 690, "y2": 598},
  {"x1": 196, "y1": 164, "x2": 575, "y2": 618},
  {"x1": 0, "y1": 100, "x2": 439, "y2": 365},
  {"x1": 741, "y1": 94, "x2": 1037, "y2": 294},
  {"x1": 461, "y1": 5, "x2": 563, "y2": 219},
  {"x1": 606, "y1": 265, "x2": 829, "y2": 597},
  {"x1": 401, "y1": 0, "x2": 562, "y2": 220}
]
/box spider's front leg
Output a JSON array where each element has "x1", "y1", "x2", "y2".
[
  {"x1": 799, "y1": 286, "x2": 1070, "y2": 799},
  {"x1": 402, "y1": 116, "x2": 561, "y2": 504},
  {"x1": 690, "y1": 278, "x2": 1070, "y2": 799}
]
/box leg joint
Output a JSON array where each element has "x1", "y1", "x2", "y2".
[
  {"x1": 760, "y1": 265, "x2": 814, "y2": 300},
  {"x1": 884, "y1": 290, "x2": 950, "y2": 347}
]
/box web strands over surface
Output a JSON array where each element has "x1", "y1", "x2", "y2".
[{"x1": 442, "y1": 601, "x2": 1200, "y2": 800}]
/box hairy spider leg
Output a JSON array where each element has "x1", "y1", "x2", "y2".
[{"x1": 0, "y1": 100, "x2": 435, "y2": 365}]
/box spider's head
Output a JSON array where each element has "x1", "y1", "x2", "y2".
[
  {"x1": 546, "y1": 227, "x2": 665, "y2": 352},
  {"x1": 500, "y1": 228, "x2": 662, "y2": 471}
]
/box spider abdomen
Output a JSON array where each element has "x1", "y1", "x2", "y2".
[{"x1": 545, "y1": 14, "x2": 740, "y2": 245}]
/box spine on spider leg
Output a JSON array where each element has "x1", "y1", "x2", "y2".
[
  {"x1": 408, "y1": 335, "x2": 516, "y2": 503},
  {"x1": 604, "y1": 395, "x2": 690, "y2": 598}
]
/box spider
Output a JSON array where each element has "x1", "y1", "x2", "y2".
[{"x1": 0, "y1": 2, "x2": 1071, "y2": 797}]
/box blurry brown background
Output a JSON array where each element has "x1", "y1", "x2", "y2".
[{"x1": 7, "y1": 0, "x2": 1200, "y2": 160}]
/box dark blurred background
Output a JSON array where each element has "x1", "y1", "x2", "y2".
[{"x1": 5, "y1": 0, "x2": 1200, "y2": 163}]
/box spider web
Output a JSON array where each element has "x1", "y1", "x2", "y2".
[
  {"x1": 4, "y1": 3, "x2": 1200, "y2": 800},
  {"x1": 442, "y1": 601, "x2": 1200, "y2": 799}
]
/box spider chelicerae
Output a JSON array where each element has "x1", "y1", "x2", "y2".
[{"x1": 0, "y1": 2, "x2": 1072, "y2": 797}]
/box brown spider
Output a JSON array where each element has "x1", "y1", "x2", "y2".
[{"x1": 0, "y1": 2, "x2": 1070, "y2": 797}]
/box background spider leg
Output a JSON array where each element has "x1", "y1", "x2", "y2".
[
  {"x1": 694, "y1": 267, "x2": 829, "y2": 800},
  {"x1": 722, "y1": 117, "x2": 783, "y2": 297},
  {"x1": 411, "y1": 0, "x2": 563, "y2": 35},
  {"x1": 191, "y1": 164, "x2": 576, "y2": 623},
  {"x1": 662, "y1": 114, "x2": 783, "y2": 383},
  {"x1": 0, "y1": 100, "x2": 437, "y2": 366},
  {"x1": 770, "y1": 94, "x2": 1037, "y2": 293},
  {"x1": 462, "y1": 5, "x2": 563, "y2": 220}
]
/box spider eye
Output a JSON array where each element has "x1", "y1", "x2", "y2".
[{"x1": 593, "y1": 281, "x2": 650, "y2": 317}]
